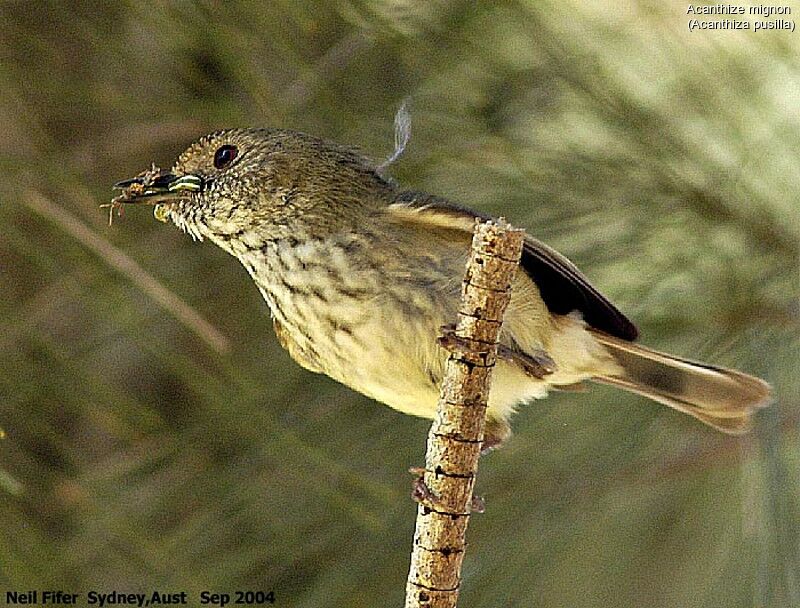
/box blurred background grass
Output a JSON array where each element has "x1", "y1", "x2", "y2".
[{"x1": 0, "y1": 1, "x2": 798, "y2": 606}]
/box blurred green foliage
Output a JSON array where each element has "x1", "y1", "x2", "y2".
[{"x1": 0, "y1": 1, "x2": 798, "y2": 607}]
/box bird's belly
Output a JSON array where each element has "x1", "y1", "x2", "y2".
[
  {"x1": 260, "y1": 281, "x2": 556, "y2": 423},
  {"x1": 241, "y1": 245, "x2": 450, "y2": 413},
  {"x1": 287, "y1": 295, "x2": 447, "y2": 417},
  {"x1": 240, "y1": 243, "x2": 604, "y2": 424}
]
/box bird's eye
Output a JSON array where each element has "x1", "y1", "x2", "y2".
[{"x1": 213, "y1": 145, "x2": 238, "y2": 169}]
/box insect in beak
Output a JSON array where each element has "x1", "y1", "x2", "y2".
[
  {"x1": 112, "y1": 172, "x2": 203, "y2": 204},
  {"x1": 103, "y1": 165, "x2": 204, "y2": 225}
]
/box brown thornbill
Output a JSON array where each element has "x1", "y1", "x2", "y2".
[{"x1": 112, "y1": 128, "x2": 771, "y2": 449}]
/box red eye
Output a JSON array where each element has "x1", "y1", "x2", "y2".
[{"x1": 213, "y1": 145, "x2": 238, "y2": 169}]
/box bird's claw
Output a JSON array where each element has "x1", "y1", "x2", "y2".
[
  {"x1": 409, "y1": 467, "x2": 439, "y2": 506},
  {"x1": 497, "y1": 345, "x2": 556, "y2": 378},
  {"x1": 437, "y1": 324, "x2": 482, "y2": 354},
  {"x1": 439, "y1": 324, "x2": 555, "y2": 379},
  {"x1": 409, "y1": 467, "x2": 486, "y2": 513}
]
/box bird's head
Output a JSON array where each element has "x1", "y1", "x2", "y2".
[{"x1": 112, "y1": 128, "x2": 394, "y2": 246}]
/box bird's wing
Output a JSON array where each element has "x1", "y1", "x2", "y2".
[{"x1": 387, "y1": 192, "x2": 639, "y2": 341}]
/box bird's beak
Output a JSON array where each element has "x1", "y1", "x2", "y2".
[{"x1": 112, "y1": 170, "x2": 203, "y2": 205}]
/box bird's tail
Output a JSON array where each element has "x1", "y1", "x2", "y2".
[{"x1": 591, "y1": 331, "x2": 772, "y2": 434}]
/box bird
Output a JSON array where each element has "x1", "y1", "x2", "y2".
[{"x1": 112, "y1": 127, "x2": 772, "y2": 450}]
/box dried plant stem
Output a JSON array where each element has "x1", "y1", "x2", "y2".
[
  {"x1": 404, "y1": 218, "x2": 525, "y2": 608},
  {"x1": 22, "y1": 189, "x2": 231, "y2": 355}
]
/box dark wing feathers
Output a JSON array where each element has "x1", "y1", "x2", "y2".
[
  {"x1": 390, "y1": 192, "x2": 639, "y2": 341},
  {"x1": 519, "y1": 237, "x2": 638, "y2": 340}
]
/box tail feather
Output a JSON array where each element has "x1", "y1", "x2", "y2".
[{"x1": 591, "y1": 331, "x2": 772, "y2": 434}]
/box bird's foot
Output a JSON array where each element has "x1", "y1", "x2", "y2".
[
  {"x1": 436, "y1": 324, "x2": 493, "y2": 361},
  {"x1": 496, "y1": 344, "x2": 556, "y2": 379},
  {"x1": 479, "y1": 437, "x2": 503, "y2": 454},
  {"x1": 471, "y1": 494, "x2": 486, "y2": 513},
  {"x1": 438, "y1": 324, "x2": 555, "y2": 379},
  {"x1": 409, "y1": 468, "x2": 486, "y2": 513},
  {"x1": 409, "y1": 467, "x2": 439, "y2": 507}
]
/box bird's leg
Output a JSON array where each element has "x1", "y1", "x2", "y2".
[
  {"x1": 436, "y1": 324, "x2": 492, "y2": 364},
  {"x1": 438, "y1": 324, "x2": 555, "y2": 379},
  {"x1": 481, "y1": 417, "x2": 512, "y2": 453},
  {"x1": 496, "y1": 345, "x2": 557, "y2": 379},
  {"x1": 408, "y1": 467, "x2": 486, "y2": 513}
]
